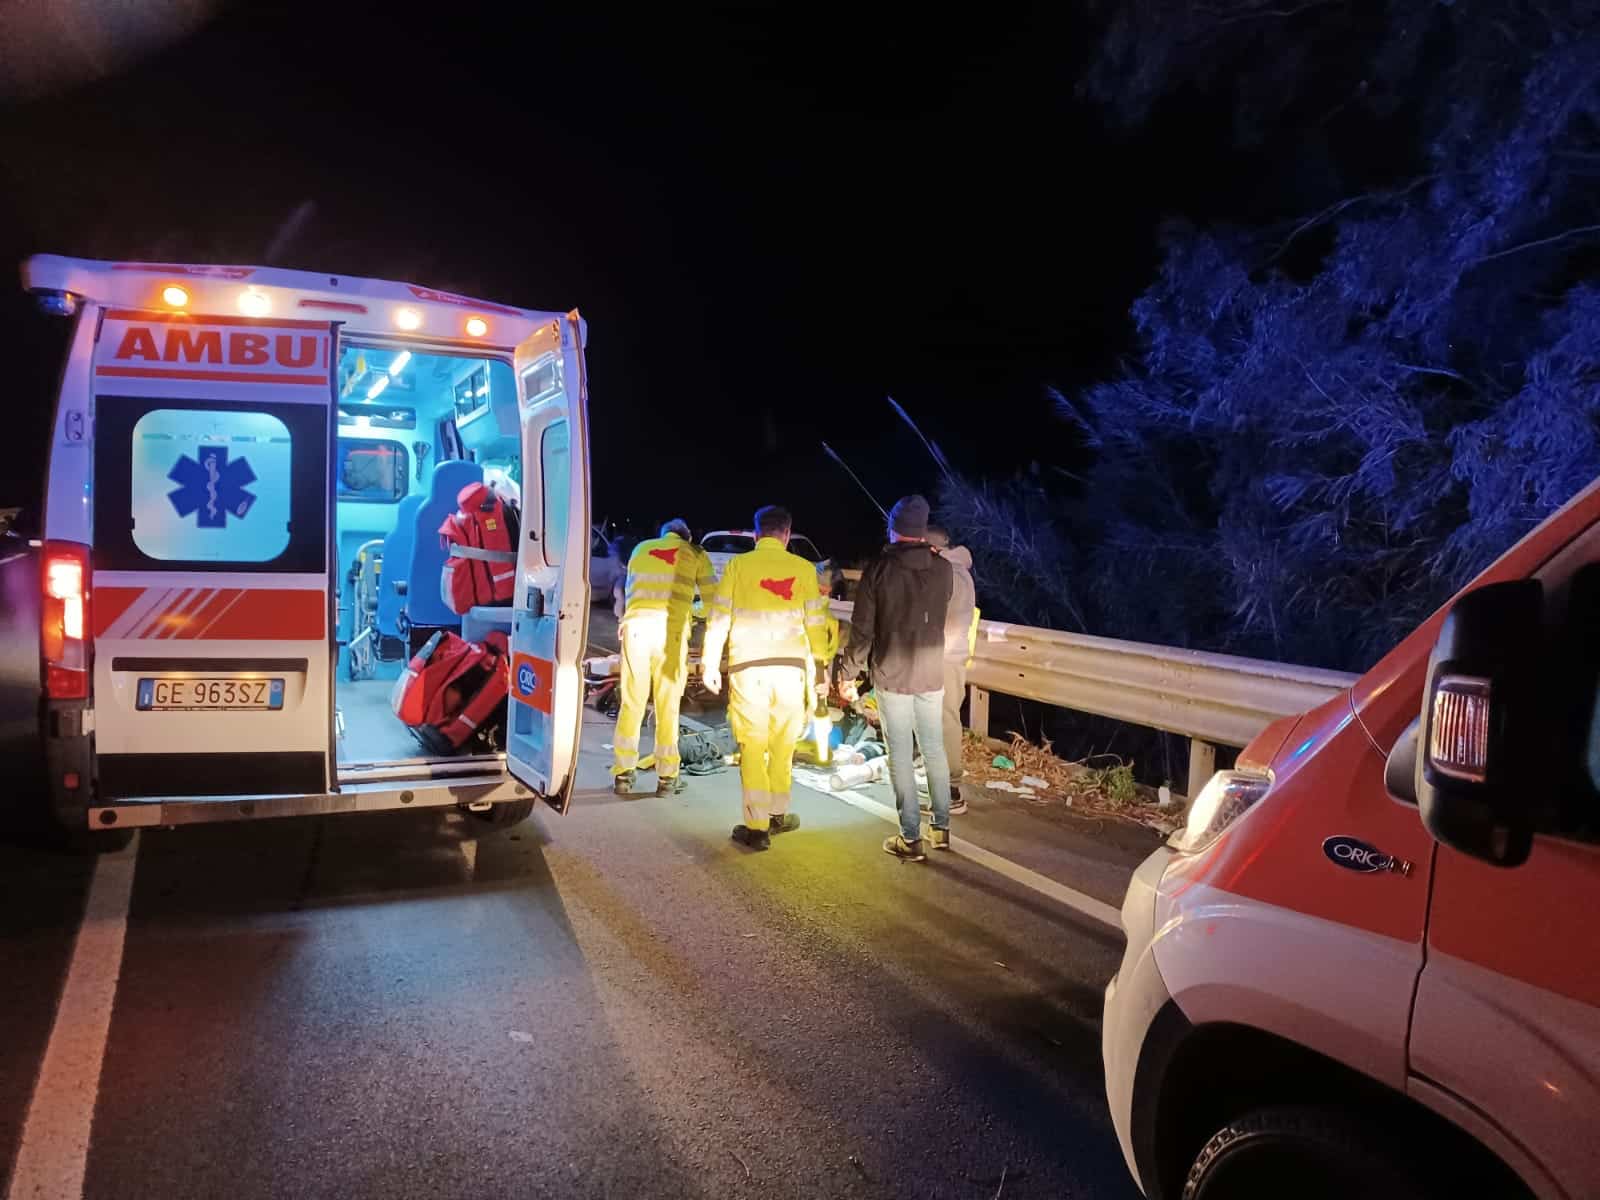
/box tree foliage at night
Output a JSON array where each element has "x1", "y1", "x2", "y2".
[{"x1": 946, "y1": 0, "x2": 1600, "y2": 670}]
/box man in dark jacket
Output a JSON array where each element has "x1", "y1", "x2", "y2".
[{"x1": 839, "y1": 495, "x2": 955, "y2": 861}]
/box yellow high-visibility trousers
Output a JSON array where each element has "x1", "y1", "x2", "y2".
[
  {"x1": 727, "y1": 663, "x2": 808, "y2": 829},
  {"x1": 613, "y1": 613, "x2": 690, "y2": 778}
]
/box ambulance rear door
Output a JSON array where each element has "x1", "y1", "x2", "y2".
[
  {"x1": 90, "y1": 309, "x2": 336, "y2": 800},
  {"x1": 505, "y1": 312, "x2": 591, "y2": 812}
]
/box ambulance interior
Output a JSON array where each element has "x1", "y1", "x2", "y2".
[{"x1": 333, "y1": 343, "x2": 520, "y2": 767}]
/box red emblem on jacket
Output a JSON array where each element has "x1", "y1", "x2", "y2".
[
  {"x1": 759, "y1": 577, "x2": 796, "y2": 601},
  {"x1": 649, "y1": 547, "x2": 679, "y2": 565}
]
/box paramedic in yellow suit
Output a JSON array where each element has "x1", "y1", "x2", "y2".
[
  {"x1": 701, "y1": 505, "x2": 830, "y2": 851},
  {"x1": 612, "y1": 519, "x2": 716, "y2": 797}
]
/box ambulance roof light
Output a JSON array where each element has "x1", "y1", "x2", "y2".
[
  {"x1": 162, "y1": 285, "x2": 190, "y2": 308},
  {"x1": 465, "y1": 316, "x2": 488, "y2": 338},
  {"x1": 394, "y1": 307, "x2": 423, "y2": 331},
  {"x1": 238, "y1": 288, "x2": 271, "y2": 317}
]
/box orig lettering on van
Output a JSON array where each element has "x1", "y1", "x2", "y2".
[{"x1": 96, "y1": 311, "x2": 331, "y2": 388}]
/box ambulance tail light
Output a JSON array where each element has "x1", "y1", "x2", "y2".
[
  {"x1": 42, "y1": 542, "x2": 91, "y2": 700},
  {"x1": 1169, "y1": 770, "x2": 1271, "y2": 854}
]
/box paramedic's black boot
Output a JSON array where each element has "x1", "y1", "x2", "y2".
[
  {"x1": 655, "y1": 774, "x2": 687, "y2": 797},
  {"x1": 730, "y1": 824, "x2": 771, "y2": 851},
  {"x1": 613, "y1": 771, "x2": 635, "y2": 797},
  {"x1": 767, "y1": 813, "x2": 800, "y2": 834}
]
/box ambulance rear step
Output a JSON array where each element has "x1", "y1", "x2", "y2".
[{"x1": 88, "y1": 773, "x2": 527, "y2": 828}]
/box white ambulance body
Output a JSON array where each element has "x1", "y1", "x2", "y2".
[{"x1": 25, "y1": 255, "x2": 591, "y2": 835}]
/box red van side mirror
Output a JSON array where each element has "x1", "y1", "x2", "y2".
[{"x1": 1413, "y1": 580, "x2": 1542, "y2": 868}]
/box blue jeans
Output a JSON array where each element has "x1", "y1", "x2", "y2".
[{"x1": 878, "y1": 689, "x2": 951, "y2": 842}]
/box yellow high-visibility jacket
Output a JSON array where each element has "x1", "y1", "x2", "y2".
[
  {"x1": 622, "y1": 533, "x2": 715, "y2": 635},
  {"x1": 702, "y1": 536, "x2": 830, "y2": 672}
]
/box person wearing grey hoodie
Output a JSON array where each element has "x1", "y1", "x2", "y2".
[{"x1": 928, "y1": 526, "x2": 977, "y2": 814}]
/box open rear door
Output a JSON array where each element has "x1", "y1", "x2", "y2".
[
  {"x1": 88, "y1": 309, "x2": 337, "y2": 800},
  {"x1": 505, "y1": 312, "x2": 591, "y2": 811}
]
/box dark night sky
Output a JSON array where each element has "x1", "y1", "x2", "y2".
[{"x1": 0, "y1": 2, "x2": 1231, "y2": 557}]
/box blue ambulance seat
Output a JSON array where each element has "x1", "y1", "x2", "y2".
[
  {"x1": 376, "y1": 494, "x2": 424, "y2": 638},
  {"x1": 404, "y1": 459, "x2": 483, "y2": 630},
  {"x1": 462, "y1": 605, "x2": 514, "y2": 644}
]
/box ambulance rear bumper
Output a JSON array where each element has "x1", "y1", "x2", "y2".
[{"x1": 87, "y1": 772, "x2": 524, "y2": 828}]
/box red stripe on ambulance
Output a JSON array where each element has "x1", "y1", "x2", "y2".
[{"x1": 94, "y1": 588, "x2": 324, "y2": 640}]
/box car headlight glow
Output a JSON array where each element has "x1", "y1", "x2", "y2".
[{"x1": 1169, "y1": 769, "x2": 1272, "y2": 854}]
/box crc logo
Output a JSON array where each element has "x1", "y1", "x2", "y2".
[
  {"x1": 516, "y1": 662, "x2": 537, "y2": 696},
  {"x1": 1322, "y1": 835, "x2": 1410, "y2": 875}
]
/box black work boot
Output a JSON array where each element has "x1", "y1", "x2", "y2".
[
  {"x1": 730, "y1": 824, "x2": 771, "y2": 851},
  {"x1": 768, "y1": 813, "x2": 800, "y2": 834},
  {"x1": 613, "y1": 771, "x2": 634, "y2": 797},
  {"x1": 655, "y1": 774, "x2": 687, "y2": 797}
]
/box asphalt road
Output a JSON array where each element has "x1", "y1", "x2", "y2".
[{"x1": 0, "y1": 709, "x2": 1145, "y2": 1200}]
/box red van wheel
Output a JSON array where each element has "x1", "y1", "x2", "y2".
[{"x1": 1183, "y1": 1106, "x2": 1429, "y2": 1200}]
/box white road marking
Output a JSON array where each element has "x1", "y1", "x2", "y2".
[
  {"x1": 793, "y1": 773, "x2": 1122, "y2": 931},
  {"x1": 7, "y1": 834, "x2": 140, "y2": 1200}
]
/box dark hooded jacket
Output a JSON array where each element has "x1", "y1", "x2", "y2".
[{"x1": 839, "y1": 541, "x2": 954, "y2": 694}]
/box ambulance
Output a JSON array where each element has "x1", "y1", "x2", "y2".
[
  {"x1": 23, "y1": 255, "x2": 591, "y2": 840},
  {"x1": 1103, "y1": 481, "x2": 1600, "y2": 1198}
]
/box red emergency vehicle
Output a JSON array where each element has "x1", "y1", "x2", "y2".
[{"x1": 1103, "y1": 482, "x2": 1600, "y2": 1198}]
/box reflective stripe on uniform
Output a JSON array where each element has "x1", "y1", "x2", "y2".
[{"x1": 622, "y1": 534, "x2": 715, "y2": 624}]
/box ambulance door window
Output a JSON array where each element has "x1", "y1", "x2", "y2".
[
  {"x1": 540, "y1": 419, "x2": 570, "y2": 569},
  {"x1": 93, "y1": 395, "x2": 327, "y2": 573},
  {"x1": 335, "y1": 438, "x2": 409, "y2": 503}
]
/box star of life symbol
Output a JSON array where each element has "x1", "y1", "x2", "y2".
[{"x1": 168, "y1": 445, "x2": 258, "y2": 528}]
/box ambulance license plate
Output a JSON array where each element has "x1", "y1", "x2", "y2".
[{"x1": 136, "y1": 678, "x2": 285, "y2": 711}]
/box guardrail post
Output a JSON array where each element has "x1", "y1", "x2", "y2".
[
  {"x1": 967, "y1": 685, "x2": 990, "y2": 738},
  {"x1": 1186, "y1": 738, "x2": 1216, "y2": 803}
]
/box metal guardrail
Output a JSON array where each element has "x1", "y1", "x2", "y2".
[{"x1": 830, "y1": 600, "x2": 1359, "y2": 797}]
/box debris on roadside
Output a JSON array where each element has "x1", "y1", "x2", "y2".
[{"x1": 963, "y1": 731, "x2": 1181, "y2": 835}]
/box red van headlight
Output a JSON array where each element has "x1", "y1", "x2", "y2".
[{"x1": 1169, "y1": 770, "x2": 1272, "y2": 854}]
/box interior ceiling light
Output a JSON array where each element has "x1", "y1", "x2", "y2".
[
  {"x1": 162, "y1": 285, "x2": 190, "y2": 308},
  {"x1": 465, "y1": 316, "x2": 488, "y2": 338},
  {"x1": 394, "y1": 307, "x2": 422, "y2": 331},
  {"x1": 238, "y1": 289, "x2": 271, "y2": 317},
  {"x1": 388, "y1": 350, "x2": 412, "y2": 377},
  {"x1": 367, "y1": 375, "x2": 390, "y2": 400}
]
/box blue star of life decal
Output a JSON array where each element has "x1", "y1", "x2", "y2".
[{"x1": 168, "y1": 446, "x2": 258, "y2": 528}]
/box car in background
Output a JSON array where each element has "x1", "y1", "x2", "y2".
[
  {"x1": 591, "y1": 526, "x2": 624, "y2": 601},
  {"x1": 701, "y1": 529, "x2": 832, "y2": 585}
]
